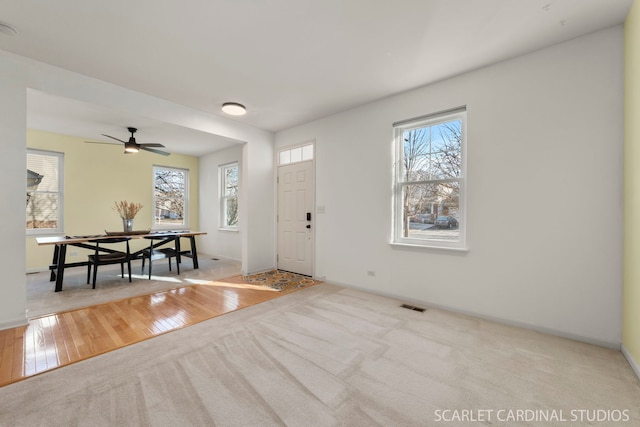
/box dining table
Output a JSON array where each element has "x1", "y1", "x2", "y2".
[{"x1": 36, "y1": 230, "x2": 207, "y2": 292}]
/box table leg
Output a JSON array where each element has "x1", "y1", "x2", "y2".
[
  {"x1": 175, "y1": 237, "x2": 182, "y2": 264},
  {"x1": 54, "y1": 244, "x2": 67, "y2": 292},
  {"x1": 189, "y1": 236, "x2": 199, "y2": 269},
  {"x1": 49, "y1": 245, "x2": 60, "y2": 282}
]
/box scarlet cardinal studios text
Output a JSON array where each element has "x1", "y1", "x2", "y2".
[{"x1": 433, "y1": 409, "x2": 630, "y2": 423}]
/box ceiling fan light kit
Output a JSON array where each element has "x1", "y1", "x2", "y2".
[
  {"x1": 221, "y1": 102, "x2": 246, "y2": 116},
  {"x1": 124, "y1": 143, "x2": 139, "y2": 153}
]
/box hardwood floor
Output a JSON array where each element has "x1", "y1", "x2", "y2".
[{"x1": 0, "y1": 276, "x2": 315, "y2": 387}]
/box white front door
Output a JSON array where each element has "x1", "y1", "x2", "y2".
[{"x1": 277, "y1": 161, "x2": 313, "y2": 276}]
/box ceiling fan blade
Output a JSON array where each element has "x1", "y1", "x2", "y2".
[
  {"x1": 85, "y1": 141, "x2": 121, "y2": 145},
  {"x1": 101, "y1": 134, "x2": 127, "y2": 144},
  {"x1": 141, "y1": 146, "x2": 171, "y2": 156},
  {"x1": 89, "y1": 129, "x2": 168, "y2": 155}
]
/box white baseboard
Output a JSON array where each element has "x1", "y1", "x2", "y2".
[
  {"x1": 198, "y1": 252, "x2": 241, "y2": 263},
  {"x1": 622, "y1": 345, "x2": 640, "y2": 381},
  {"x1": 26, "y1": 267, "x2": 50, "y2": 274},
  {"x1": 327, "y1": 279, "x2": 620, "y2": 349}
]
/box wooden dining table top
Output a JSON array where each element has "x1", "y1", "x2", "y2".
[{"x1": 36, "y1": 230, "x2": 207, "y2": 245}]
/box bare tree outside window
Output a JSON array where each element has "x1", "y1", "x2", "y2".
[
  {"x1": 221, "y1": 163, "x2": 238, "y2": 228},
  {"x1": 394, "y1": 109, "x2": 465, "y2": 248},
  {"x1": 154, "y1": 166, "x2": 188, "y2": 227}
]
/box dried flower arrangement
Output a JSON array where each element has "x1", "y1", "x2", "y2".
[{"x1": 113, "y1": 200, "x2": 143, "y2": 220}]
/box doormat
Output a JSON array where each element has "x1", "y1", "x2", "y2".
[{"x1": 243, "y1": 269, "x2": 322, "y2": 292}]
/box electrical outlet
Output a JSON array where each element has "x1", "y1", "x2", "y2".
[
  {"x1": 69, "y1": 251, "x2": 79, "y2": 257},
  {"x1": 367, "y1": 270, "x2": 376, "y2": 277}
]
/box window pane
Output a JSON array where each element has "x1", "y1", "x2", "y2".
[
  {"x1": 279, "y1": 150, "x2": 291, "y2": 165},
  {"x1": 302, "y1": 144, "x2": 314, "y2": 161},
  {"x1": 224, "y1": 165, "x2": 238, "y2": 196},
  {"x1": 154, "y1": 167, "x2": 187, "y2": 226},
  {"x1": 27, "y1": 192, "x2": 59, "y2": 229},
  {"x1": 431, "y1": 120, "x2": 462, "y2": 179},
  {"x1": 290, "y1": 147, "x2": 302, "y2": 163},
  {"x1": 402, "y1": 182, "x2": 460, "y2": 242},
  {"x1": 224, "y1": 197, "x2": 238, "y2": 227},
  {"x1": 402, "y1": 119, "x2": 462, "y2": 182},
  {"x1": 27, "y1": 153, "x2": 59, "y2": 191}
]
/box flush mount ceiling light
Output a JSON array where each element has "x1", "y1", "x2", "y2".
[
  {"x1": 0, "y1": 22, "x2": 17, "y2": 36},
  {"x1": 222, "y1": 102, "x2": 246, "y2": 116}
]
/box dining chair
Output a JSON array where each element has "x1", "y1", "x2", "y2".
[
  {"x1": 86, "y1": 237, "x2": 132, "y2": 288},
  {"x1": 140, "y1": 235, "x2": 180, "y2": 279}
]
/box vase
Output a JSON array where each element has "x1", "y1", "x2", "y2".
[{"x1": 123, "y1": 218, "x2": 134, "y2": 233}]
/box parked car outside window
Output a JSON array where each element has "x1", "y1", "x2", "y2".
[
  {"x1": 434, "y1": 215, "x2": 458, "y2": 229},
  {"x1": 411, "y1": 213, "x2": 433, "y2": 224}
]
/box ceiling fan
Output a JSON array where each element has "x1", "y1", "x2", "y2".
[{"x1": 86, "y1": 127, "x2": 170, "y2": 156}]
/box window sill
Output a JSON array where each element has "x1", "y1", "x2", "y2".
[
  {"x1": 218, "y1": 227, "x2": 239, "y2": 233},
  {"x1": 389, "y1": 242, "x2": 469, "y2": 253}
]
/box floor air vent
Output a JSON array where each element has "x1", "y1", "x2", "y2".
[{"x1": 400, "y1": 303, "x2": 426, "y2": 313}]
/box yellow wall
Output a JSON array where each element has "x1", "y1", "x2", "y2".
[
  {"x1": 624, "y1": 2, "x2": 640, "y2": 367},
  {"x1": 26, "y1": 129, "x2": 199, "y2": 271}
]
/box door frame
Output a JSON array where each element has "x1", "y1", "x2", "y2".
[{"x1": 275, "y1": 141, "x2": 315, "y2": 277}]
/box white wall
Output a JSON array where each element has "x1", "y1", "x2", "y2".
[
  {"x1": 0, "y1": 51, "x2": 275, "y2": 329},
  {"x1": 275, "y1": 27, "x2": 624, "y2": 346},
  {"x1": 241, "y1": 139, "x2": 275, "y2": 275},
  {"x1": 199, "y1": 144, "x2": 243, "y2": 260},
  {"x1": 0, "y1": 58, "x2": 28, "y2": 329}
]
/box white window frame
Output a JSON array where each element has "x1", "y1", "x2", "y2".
[
  {"x1": 392, "y1": 107, "x2": 467, "y2": 250},
  {"x1": 26, "y1": 149, "x2": 64, "y2": 236},
  {"x1": 152, "y1": 165, "x2": 189, "y2": 230},
  {"x1": 219, "y1": 162, "x2": 239, "y2": 230}
]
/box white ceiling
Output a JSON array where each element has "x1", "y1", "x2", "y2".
[
  {"x1": 26, "y1": 90, "x2": 241, "y2": 157},
  {"x1": 0, "y1": 0, "x2": 633, "y2": 156}
]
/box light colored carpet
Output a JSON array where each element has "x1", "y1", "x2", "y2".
[
  {"x1": 2, "y1": 283, "x2": 639, "y2": 426},
  {"x1": 27, "y1": 256, "x2": 241, "y2": 318}
]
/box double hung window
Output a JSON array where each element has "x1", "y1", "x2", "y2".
[
  {"x1": 153, "y1": 166, "x2": 188, "y2": 228},
  {"x1": 220, "y1": 162, "x2": 238, "y2": 229},
  {"x1": 26, "y1": 149, "x2": 64, "y2": 235},
  {"x1": 392, "y1": 107, "x2": 466, "y2": 249}
]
